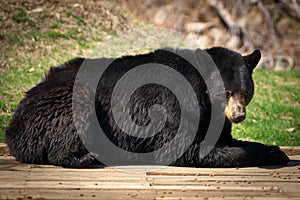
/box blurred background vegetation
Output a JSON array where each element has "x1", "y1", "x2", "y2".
[{"x1": 0, "y1": 0, "x2": 299, "y2": 145}]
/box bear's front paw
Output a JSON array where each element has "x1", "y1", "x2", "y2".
[
  {"x1": 245, "y1": 143, "x2": 290, "y2": 166},
  {"x1": 266, "y1": 146, "x2": 290, "y2": 165}
]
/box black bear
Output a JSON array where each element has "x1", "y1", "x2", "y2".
[{"x1": 5, "y1": 47, "x2": 290, "y2": 168}]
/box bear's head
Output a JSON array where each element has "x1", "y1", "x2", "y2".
[{"x1": 206, "y1": 47, "x2": 261, "y2": 124}]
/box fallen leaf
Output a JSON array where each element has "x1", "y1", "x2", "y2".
[
  {"x1": 287, "y1": 128, "x2": 295, "y2": 132},
  {"x1": 28, "y1": 67, "x2": 35, "y2": 72},
  {"x1": 30, "y1": 8, "x2": 44, "y2": 13}
]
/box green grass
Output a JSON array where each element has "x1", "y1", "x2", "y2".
[
  {"x1": 232, "y1": 69, "x2": 300, "y2": 146},
  {"x1": 11, "y1": 7, "x2": 34, "y2": 25}
]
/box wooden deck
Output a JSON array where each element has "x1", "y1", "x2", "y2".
[{"x1": 0, "y1": 144, "x2": 299, "y2": 200}]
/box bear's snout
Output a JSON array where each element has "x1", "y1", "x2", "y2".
[{"x1": 225, "y1": 94, "x2": 246, "y2": 124}]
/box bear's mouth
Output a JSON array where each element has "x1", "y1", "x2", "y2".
[{"x1": 227, "y1": 112, "x2": 246, "y2": 124}]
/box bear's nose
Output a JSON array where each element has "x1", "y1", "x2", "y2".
[{"x1": 232, "y1": 112, "x2": 246, "y2": 123}]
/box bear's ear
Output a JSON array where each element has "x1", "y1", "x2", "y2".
[{"x1": 243, "y1": 49, "x2": 261, "y2": 74}]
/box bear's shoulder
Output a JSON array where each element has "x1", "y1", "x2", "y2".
[{"x1": 42, "y1": 57, "x2": 85, "y2": 83}]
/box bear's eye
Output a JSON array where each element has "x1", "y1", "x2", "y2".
[
  {"x1": 243, "y1": 91, "x2": 249, "y2": 97},
  {"x1": 225, "y1": 90, "x2": 232, "y2": 98}
]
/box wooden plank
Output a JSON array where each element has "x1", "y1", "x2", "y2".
[
  {"x1": 0, "y1": 171, "x2": 298, "y2": 183},
  {"x1": 0, "y1": 184, "x2": 298, "y2": 199},
  {"x1": 0, "y1": 176, "x2": 289, "y2": 189},
  {"x1": 0, "y1": 183, "x2": 298, "y2": 199},
  {"x1": 1, "y1": 189, "x2": 297, "y2": 200},
  {"x1": 280, "y1": 146, "x2": 300, "y2": 156}
]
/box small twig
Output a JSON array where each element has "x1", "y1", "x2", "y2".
[
  {"x1": 281, "y1": 0, "x2": 300, "y2": 19},
  {"x1": 257, "y1": 1, "x2": 279, "y2": 48},
  {"x1": 209, "y1": 0, "x2": 254, "y2": 49},
  {"x1": 291, "y1": 0, "x2": 300, "y2": 19},
  {"x1": 209, "y1": 0, "x2": 241, "y2": 36}
]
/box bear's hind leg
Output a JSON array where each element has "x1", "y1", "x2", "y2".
[
  {"x1": 69, "y1": 152, "x2": 98, "y2": 168},
  {"x1": 47, "y1": 152, "x2": 98, "y2": 168}
]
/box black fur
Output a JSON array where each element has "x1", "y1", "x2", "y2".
[{"x1": 5, "y1": 47, "x2": 290, "y2": 168}]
